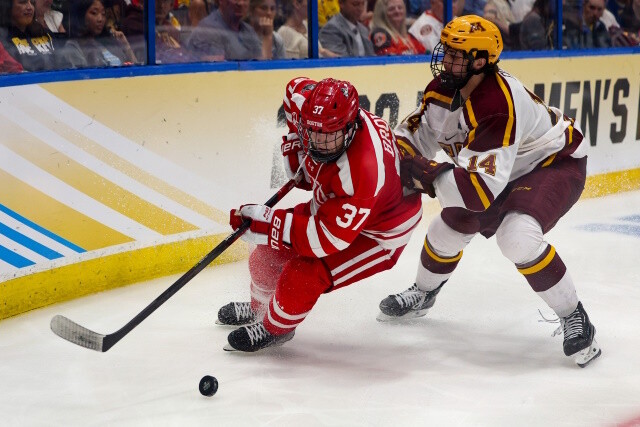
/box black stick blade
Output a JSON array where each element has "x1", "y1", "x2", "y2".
[{"x1": 50, "y1": 315, "x2": 106, "y2": 352}]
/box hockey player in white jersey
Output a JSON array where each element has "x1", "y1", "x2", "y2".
[{"x1": 378, "y1": 15, "x2": 601, "y2": 367}]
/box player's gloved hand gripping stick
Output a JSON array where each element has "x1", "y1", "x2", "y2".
[{"x1": 50, "y1": 170, "x2": 303, "y2": 352}]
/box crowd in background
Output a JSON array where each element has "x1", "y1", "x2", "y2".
[{"x1": 0, "y1": 0, "x2": 638, "y2": 73}]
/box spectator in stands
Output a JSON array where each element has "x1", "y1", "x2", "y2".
[
  {"x1": 188, "y1": 0, "x2": 209, "y2": 27},
  {"x1": 186, "y1": 0, "x2": 263, "y2": 60},
  {"x1": 0, "y1": 38, "x2": 23, "y2": 73},
  {"x1": 35, "y1": 0, "x2": 65, "y2": 33},
  {"x1": 483, "y1": 0, "x2": 518, "y2": 49},
  {"x1": 0, "y1": 0, "x2": 63, "y2": 70},
  {"x1": 463, "y1": 0, "x2": 487, "y2": 16},
  {"x1": 564, "y1": 0, "x2": 611, "y2": 48},
  {"x1": 119, "y1": 0, "x2": 146, "y2": 62},
  {"x1": 621, "y1": 0, "x2": 640, "y2": 35},
  {"x1": 65, "y1": 0, "x2": 138, "y2": 67},
  {"x1": 601, "y1": 0, "x2": 639, "y2": 46},
  {"x1": 156, "y1": 0, "x2": 196, "y2": 62},
  {"x1": 318, "y1": 0, "x2": 340, "y2": 26},
  {"x1": 103, "y1": 0, "x2": 126, "y2": 32},
  {"x1": 277, "y1": 0, "x2": 339, "y2": 57},
  {"x1": 519, "y1": 0, "x2": 554, "y2": 50},
  {"x1": 319, "y1": 0, "x2": 375, "y2": 56},
  {"x1": 370, "y1": 0, "x2": 425, "y2": 55},
  {"x1": 510, "y1": 0, "x2": 535, "y2": 23},
  {"x1": 408, "y1": 0, "x2": 461, "y2": 53},
  {"x1": 248, "y1": 0, "x2": 286, "y2": 59}
]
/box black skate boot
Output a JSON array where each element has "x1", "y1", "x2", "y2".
[
  {"x1": 377, "y1": 281, "x2": 446, "y2": 321},
  {"x1": 560, "y1": 302, "x2": 601, "y2": 367},
  {"x1": 224, "y1": 322, "x2": 295, "y2": 352},
  {"x1": 216, "y1": 302, "x2": 257, "y2": 326}
]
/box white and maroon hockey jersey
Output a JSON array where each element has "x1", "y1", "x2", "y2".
[{"x1": 395, "y1": 69, "x2": 587, "y2": 212}]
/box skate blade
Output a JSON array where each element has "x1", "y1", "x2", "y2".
[
  {"x1": 573, "y1": 338, "x2": 602, "y2": 368},
  {"x1": 223, "y1": 343, "x2": 238, "y2": 351},
  {"x1": 376, "y1": 309, "x2": 429, "y2": 322},
  {"x1": 222, "y1": 332, "x2": 295, "y2": 352},
  {"x1": 215, "y1": 319, "x2": 254, "y2": 326}
]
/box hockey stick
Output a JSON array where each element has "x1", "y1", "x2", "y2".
[{"x1": 50, "y1": 174, "x2": 301, "y2": 352}]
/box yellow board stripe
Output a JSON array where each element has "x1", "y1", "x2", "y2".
[
  {"x1": 3, "y1": 128, "x2": 198, "y2": 236},
  {"x1": 469, "y1": 172, "x2": 491, "y2": 209},
  {"x1": 0, "y1": 234, "x2": 249, "y2": 320},
  {"x1": 495, "y1": 74, "x2": 515, "y2": 147},
  {"x1": 31, "y1": 108, "x2": 228, "y2": 225},
  {"x1": 0, "y1": 169, "x2": 131, "y2": 250},
  {"x1": 3, "y1": 167, "x2": 639, "y2": 321},
  {"x1": 518, "y1": 246, "x2": 556, "y2": 275},
  {"x1": 424, "y1": 237, "x2": 463, "y2": 263}
]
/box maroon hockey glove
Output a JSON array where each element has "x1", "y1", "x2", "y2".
[
  {"x1": 230, "y1": 204, "x2": 291, "y2": 250},
  {"x1": 400, "y1": 156, "x2": 454, "y2": 198}
]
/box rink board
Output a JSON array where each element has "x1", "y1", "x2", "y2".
[{"x1": 1, "y1": 54, "x2": 639, "y2": 319}]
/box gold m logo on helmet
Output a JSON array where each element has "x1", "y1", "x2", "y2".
[{"x1": 469, "y1": 22, "x2": 485, "y2": 33}]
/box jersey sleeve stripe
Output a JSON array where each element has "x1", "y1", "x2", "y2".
[
  {"x1": 319, "y1": 219, "x2": 350, "y2": 251},
  {"x1": 464, "y1": 99, "x2": 478, "y2": 144},
  {"x1": 469, "y1": 172, "x2": 491, "y2": 209},
  {"x1": 336, "y1": 155, "x2": 354, "y2": 196},
  {"x1": 360, "y1": 111, "x2": 386, "y2": 197},
  {"x1": 495, "y1": 73, "x2": 516, "y2": 147},
  {"x1": 425, "y1": 90, "x2": 453, "y2": 109},
  {"x1": 453, "y1": 168, "x2": 492, "y2": 211},
  {"x1": 305, "y1": 218, "x2": 328, "y2": 257}
]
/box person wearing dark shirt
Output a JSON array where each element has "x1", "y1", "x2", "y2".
[
  {"x1": 65, "y1": 0, "x2": 138, "y2": 68},
  {"x1": 186, "y1": 0, "x2": 262, "y2": 61},
  {"x1": 563, "y1": 0, "x2": 611, "y2": 48},
  {"x1": 0, "y1": 40, "x2": 22, "y2": 73},
  {"x1": 0, "y1": 0, "x2": 60, "y2": 71}
]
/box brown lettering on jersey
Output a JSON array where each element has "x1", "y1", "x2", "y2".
[{"x1": 407, "y1": 115, "x2": 421, "y2": 133}]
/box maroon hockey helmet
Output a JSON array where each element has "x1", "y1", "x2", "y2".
[{"x1": 298, "y1": 78, "x2": 360, "y2": 163}]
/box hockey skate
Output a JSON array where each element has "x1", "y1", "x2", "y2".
[
  {"x1": 377, "y1": 281, "x2": 446, "y2": 321},
  {"x1": 560, "y1": 302, "x2": 601, "y2": 367},
  {"x1": 216, "y1": 302, "x2": 257, "y2": 326},
  {"x1": 224, "y1": 322, "x2": 295, "y2": 352}
]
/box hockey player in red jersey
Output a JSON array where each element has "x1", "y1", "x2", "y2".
[
  {"x1": 378, "y1": 15, "x2": 601, "y2": 367},
  {"x1": 218, "y1": 77, "x2": 423, "y2": 352}
]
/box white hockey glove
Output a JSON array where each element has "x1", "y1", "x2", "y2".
[{"x1": 230, "y1": 204, "x2": 292, "y2": 250}]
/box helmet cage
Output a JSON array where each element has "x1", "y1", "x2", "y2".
[
  {"x1": 298, "y1": 118, "x2": 358, "y2": 163},
  {"x1": 430, "y1": 42, "x2": 481, "y2": 91}
]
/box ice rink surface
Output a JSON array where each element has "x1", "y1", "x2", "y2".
[{"x1": 2, "y1": 191, "x2": 640, "y2": 427}]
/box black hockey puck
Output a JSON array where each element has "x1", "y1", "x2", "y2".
[{"x1": 199, "y1": 375, "x2": 218, "y2": 397}]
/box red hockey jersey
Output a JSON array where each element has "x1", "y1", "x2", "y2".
[{"x1": 290, "y1": 108, "x2": 422, "y2": 257}]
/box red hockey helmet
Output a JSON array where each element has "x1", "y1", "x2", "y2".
[{"x1": 298, "y1": 78, "x2": 360, "y2": 163}]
